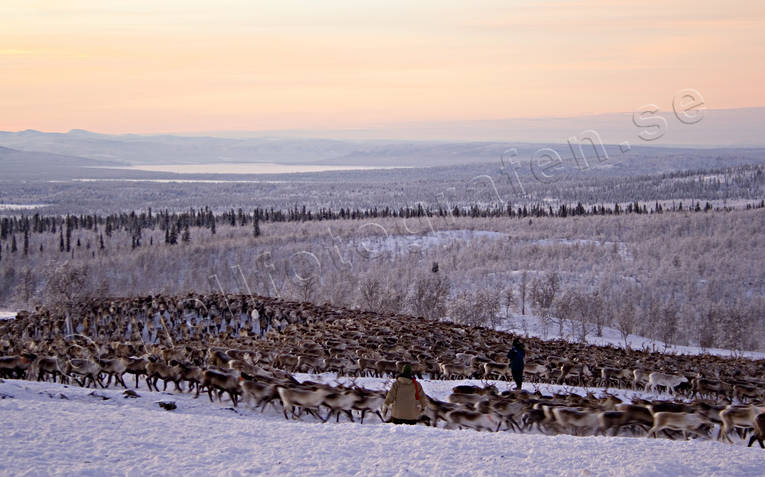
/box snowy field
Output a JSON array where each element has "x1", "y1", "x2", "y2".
[
  {"x1": 2, "y1": 375, "x2": 764, "y2": 477},
  {"x1": 499, "y1": 313, "x2": 765, "y2": 360},
  {"x1": 349, "y1": 229, "x2": 630, "y2": 260},
  {"x1": 0, "y1": 311, "x2": 16, "y2": 321},
  {"x1": 351, "y1": 229, "x2": 507, "y2": 257}
]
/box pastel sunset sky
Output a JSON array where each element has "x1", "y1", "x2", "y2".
[{"x1": 2, "y1": 0, "x2": 763, "y2": 133}]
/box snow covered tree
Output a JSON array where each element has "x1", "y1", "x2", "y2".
[
  {"x1": 519, "y1": 271, "x2": 528, "y2": 315},
  {"x1": 408, "y1": 272, "x2": 450, "y2": 320}
]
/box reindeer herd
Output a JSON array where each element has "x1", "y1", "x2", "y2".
[{"x1": 1, "y1": 293, "x2": 764, "y2": 447}]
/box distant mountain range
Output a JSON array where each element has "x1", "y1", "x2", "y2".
[
  {"x1": 190, "y1": 107, "x2": 765, "y2": 146},
  {"x1": 0, "y1": 145, "x2": 133, "y2": 180},
  {"x1": 1, "y1": 108, "x2": 764, "y2": 180}
]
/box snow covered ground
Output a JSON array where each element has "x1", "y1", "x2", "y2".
[
  {"x1": 352, "y1": 229, "x2": 506, "y2": 258},
  {"x1": 0, "y1": 310, "x2": 16, "y2": 321},
  {"x1": 498, "y1": 313, "x2": 765, "y2": 360},
  {"x1": 349, "y1": 229, "x2": 631, "y2": 261},
  {"x1": 1, "y1": 376, "x2": 764, "y2": 477}
]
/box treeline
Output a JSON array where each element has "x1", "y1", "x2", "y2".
[
  {"x1": 0, "y1": 162, "x2": 762, "y2": 217},
  {"x1": 3, "y1": 198, "x2": 765, "y2": 258}
]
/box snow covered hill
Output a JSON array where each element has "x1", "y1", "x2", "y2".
[
  {"x1": 499, "y1": 313, "x2": 765, "y2": 361},
  {"x1": 1, "y1": 376, "x2": 763, "y2": 477}
]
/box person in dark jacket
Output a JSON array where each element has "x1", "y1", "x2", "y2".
[{"x1": 507, "y1": 338, "x2": 525, "y2": 390}]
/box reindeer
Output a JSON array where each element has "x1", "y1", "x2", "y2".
[
  {"x1": 240, "y1": 378, "x2": 280, "y2": 411},
  {"x1": 557, "y1": 362, "x2": 592, "y2": 386},
  {"x1": 599, "y1": 405, "x2": 654, "y2": 436},
  {"x1": 160, "y1": 346, "x2": 186, "y2": 364},
  {"x1": 198, "y1": 368, "x2": 241, "y2": 406},
  {"x1": 447, "y1": 352, "x2": 470, "y2": 368},
  {"x1": 691, "y1": 377, "x2": 730, "y2": 401},
  {"x1": 206, "y1": 348, "x2": 233, "y2": 368},
  {"x1": 447, "y1": 392, "x2": 486, "y2": 407},
  {"x1": 145, "y1": 358, "x2": 182, "y2": 392},
  {"x1": 647, "y1": 412, "x2": 712, "y2": 440},
  {"x1": 551, "y1": 407, "x2": 600, "y2": 436},
  {"x1": 692, "y1": 401, "x2": 725, "y2": 427},
  {"x1": 356, "y1": 358, "x2": 377, "y2": 377},
  {"x1": 718, "y1": 404, "x2": 765, "y2": 443},
  {"x1": 374, "y1": 360, "x2": 399, "y2": 378},
  {"x1": 488, "y1": 398, "x2": 526, "y2": 432},
  {"x1": 124, "y1": 355, "x2": 149, "y2": 388},
  {"x1": 297, "y1": 355, "x2": 325, "y2": 374},
  {"x1": 646, "y1": 401, "x2": 694, "y2": 415},
  {"x1": 733, "y1": 383, "x2": 762, "y2": 403},
  {"x1": 439, "y1": 362, "x2": 473, "y2": 380},
  {"x1": 645, "y1": 372, "x2": 688, "y2": 395},
  {"x1": 0, "y1": 354, "x2": 35, "y2": 379},
  {"x1": 483, "y1": 362, "x2": 511, "y2": 381},
  {"x1": 748, "y1": 413, "x2": 765, "y2": 448},
  {"x1": 451, "y1": 384, "x2": 498, "y2": 396},
  {"x1": 29, "y1": 355, "x2": 68, "y2": 383},
  {"x1": 350, "y1": 388, "x2": 386, "y2": 424},
  {"x1": 633, "y1": 369, "x2": 650, "y2": 390},
  {"x1": 599, "y1": 367, "x2": 632, "y2": 389},
  {"x1": 322, "y1": 357, "x2": 354, "y2": 375},
  {"x1": 423, "y1": 398, "x2": 460, "y2": 428},
  {"x1": 597, "y1": 411, "x2": 628, "y2": 436},
  {"x1": 277, "y1": 384, "x2": 330, "y2": 421},
  {"x1": 444, "y1": 409, "x2": 498, "y2": 432},
  {"x1": 96, "y1": 357, "x2": 128, "y2": 388},
  {"x1": 523, "y1": 363, "x2": 549, "y2": 382},
  {"x1": 176, "y1": 361, "x2": 203, "y2": 393},
  {"x1": 66, "y1": 358, "x2": 103, "y2": 388},
  {"x1": 322, "y1": 388, "x2": 359, "y2": 423},
  {"x1": 521, "y1": 408, "x2": 549, "y2": 433}
]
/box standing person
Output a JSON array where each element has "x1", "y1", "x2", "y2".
[
  {"x1": 384, "y1": 364, "x2": 427, "y2": 425},
  {"x1": 259, "y1": 313, "x2": 268, "y2": 338},
  {"x1": 507, "y1": 338, "x2": 526, "y2": 390}
]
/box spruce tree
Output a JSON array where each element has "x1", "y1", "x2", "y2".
[{"x1": 168, "y1": 225, "x2": 178, "y2": 245}]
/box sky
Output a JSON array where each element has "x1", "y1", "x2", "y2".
[{"x1": 1, "y1": 0, "x2": 764, "y2": 134}]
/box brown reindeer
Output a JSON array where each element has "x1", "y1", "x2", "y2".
[{"x1": 748, "y1": 413, "x2": 765, "y2": 448}]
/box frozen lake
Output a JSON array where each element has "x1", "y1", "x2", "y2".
[
  {"x1": 108, "y1": 163, "x2": 404, "y2": 175},
  {"x1": 0, "y1": 204, "x2": 48, "y2": 210}
]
